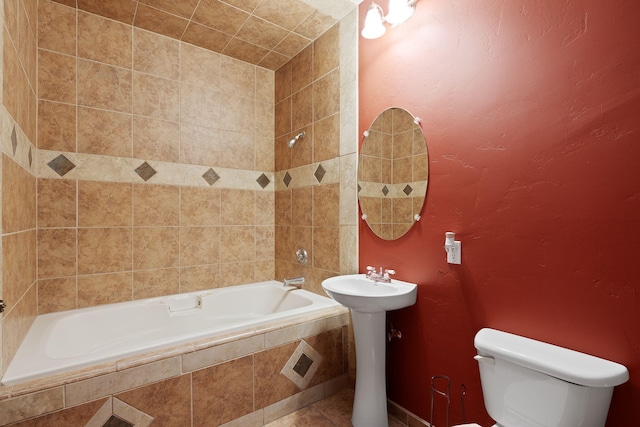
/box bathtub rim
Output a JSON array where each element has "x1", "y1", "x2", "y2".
[{"x1": 1, "y1": 281, "x2": 348, "y2": 395}]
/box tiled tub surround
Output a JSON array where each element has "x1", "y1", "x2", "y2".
[
  {"x1": 0, "y1": 303, "x2": 349, "y2": 426},
  {"x1": 3, "y1": 281, "x2": 340, "y2": 385}
]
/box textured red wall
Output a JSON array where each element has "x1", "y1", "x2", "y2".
[{"x1": 358, "y1": 0, "x2": 640, "y2": 425}]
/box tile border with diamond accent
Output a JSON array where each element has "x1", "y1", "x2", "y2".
[
  {"x1": 37, "y1": 150, "x2": 274, "y2": 191},
  {"x1": 274, "y1": 158, "x2": 339, "y2": 191},
  {"x1": 357, "y1": 180, "x2": 427, "y2": 199}
]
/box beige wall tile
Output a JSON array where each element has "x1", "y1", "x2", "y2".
[
  {"x1": 37, "y1": 228, "x2": 76, "y2": 279},
  {"x1": 220, "y1": 56, "x2": 255, "y2": 100},
  {"x1": 180, "y1": 123, "x2": 221, "y2": 166},
  {"x1": 313, "y1": 184, "x2": 339, "y2": 227},
  {"x1": 115, "y1": 375, "x2": 192, "y2": 425},
  {"x1": 38, "y1": 277, "x2": 77, "y2": 313},
  {"x1": 183, "y1": 335, "x2": 264, "y2": 372},
  {"x1": 193, "y1": 356, "x2": 254, "y2": 426},
  {"x1": 219, "y1": 262, "x2": 255, "y2": 286},
  {"x1": 38, "y1": 50, "x2": 76, "y2": 104},
  {"x1": 37, "y1": 100, "x2": 76, "y2": 152},
  {"x1": 313, "y1": 24, "x2": 339, "y2": 80},
  {"x1": 133, "y1": 267, "x2": 180, "y2": 299},
  {"x1": 219, "y1": 226, "x2": 255, "y2": 263},
  {"x1": 2, "y1": 284, "x2": 37, "y2": 376},
  {"x1": 3, "y1": 154, "x2": 36, "y2": 233},
  {"x1": 180, "y1": 42, "x2": 221, "y2": 90},
  {"x1": 221, "y1": 189, "x2": 255, "y2": 225},
  {"x1": 133, "y1": 28, "x2": 179, "y2": 80},
  {"x1": 77, "y1": 107, "x2": 132, "y2": 157},
  {"x1": 254, "y1": 342, "x2": 299, "y2": 409},
  {"x1": 180, "y1": 83, "x2": 220, "y2": 128},
  {"x1": 37, "y1": 178, "x2": 76, "y2": 228},
  {"x1": 313, "y1": 113, "x2": 339, "y2": 163},
  {"x1": 78, "y1": 181, "x2": 132, "y2": 227},
  {"x1": 179, "y1": 264, "x2": 219, "y2": 292},
  {"x1": 78, "y1": 11, "x2": 132, "y2": 68},
  {"x1": 313, "y1": 68, "x2": 339, "y2": 121},
  {"x1": 78, "y1": 227, "x2": 132, "y2": 275},
  {"x1": 181, "y1": 21, "x2": 231, "y2": 54},
  {"x1": 65, "y1": 357, "x2": 182, "y2": 406},
  {"x1": 134, "y1": 4, "x2": 189, "y2": 40},
  {"x1": 0, "y1": 386, "x2": 64, "y2": 425},
  {"x1": 2, "y1": 231, "x2": 35, "y2": 309},
  {"x1": 38, "y1": 0, "x2": 76, "y2": 55},
  {"x1": 133, "y1": 184, "x2": 179, "y2": 227},
  {"x1": 180, "y1": 187, "x2": 220, "y2": 226},
  {"x1": 219, "y1": 131, "x2": 255, "y2": 170},
  {"x1": 139, "y1": 0, "x2": 199, "y2": 19},
  {"x1": 78, "y1": 272, "x2": 133, "y2": 307},
  {"x1": 180, "y1": 226, "x2": 219, "y2": 267},
  {"x1": 132, "y1": 72, "x2": 180, "y2": 122},
  {"x1": 77, "y1": 0, "x2": 136, "y2": 25},
  {"x1": 77, "y1": 59, "x2": 132, "y2": 113},
  {"x1": 133, "y1": 227, "x2": 179, "y2": 270},
  {"x1": 312, "y1": 226, "x2": 339, "y2": 272},
  {"x1": 133, "y1": 116, "x2": 180, "y2": 163}
]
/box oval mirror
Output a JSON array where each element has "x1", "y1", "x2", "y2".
[{"x1": 358, "y1": 107, "x2": 428, "y2": 240}]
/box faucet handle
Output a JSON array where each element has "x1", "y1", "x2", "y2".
[
  {"x1": 366, "y1": 266, "x2": 376, "y2": 272},
  {"x1": 383, "y1": 269, "x2": 396, "y2": 279}
]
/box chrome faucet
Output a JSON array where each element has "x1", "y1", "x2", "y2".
[
  {"x1": 284, "y1": 276, "x2": 305, "y2": 288},
  {"x1": 366, "y1": 266, "x2": 396, "y2": 283}
]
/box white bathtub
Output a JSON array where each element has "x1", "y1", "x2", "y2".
[{"x1": 2, "y1": 281, "x2": 340, "y2": 386}]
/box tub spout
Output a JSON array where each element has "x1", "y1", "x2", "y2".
[{"x1": 284, "y1": 276, "x2": 305, "y2": 288}]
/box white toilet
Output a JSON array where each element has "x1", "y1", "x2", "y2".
[{"x1": 455, "y1": 328, "x2": 629, "y2": 427}]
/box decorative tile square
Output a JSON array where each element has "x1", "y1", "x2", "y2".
[
  {"x1": 403, "y1": 184, "x2": 413, "y2": 196},
  {"x1": 314, "y1": 164, "x2": 326, "y2": 183},
  {"x1": 135, "y1": 162, "x2": 157, "y2": 182},
  {"x1": 11, "y1": 126, "x2": 17, "y2": 155},
  {"x1": 47, "y1": 154, "x2": 76, "y2": 176},
  {"x1": 202, "y1": 168, "x2": 220, "y2": 185},
  {"x1": 256, "y1": 173, "x2": 271, "y2": 189},
  {"x1": 357, "y1": 183, "x2": 361, "y2": 193},
  {"x1": 86, "y1": 397, "x2": 153, "y2": 427},
  {"x1": 28, "y1": 147, "x2": 33, "y2": 168},
  {"x1": 382, "y1": 185, "x2": 389, "y2": 196},
  {"x1": 283, "y1": 171, "x2": 292, "y2": 187},
  {"x1": 104, "y1": 415, "x2": 133, "y2": 427},
  {"x1": 280, "y1": 340, "x2": 323, "y2": 389}
]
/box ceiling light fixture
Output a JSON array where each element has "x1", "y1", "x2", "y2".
[{"x1": 361, "y1": 0, "x2": 418, "y2": 39}]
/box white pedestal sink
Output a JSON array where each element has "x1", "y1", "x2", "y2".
[{"x1": 322, "y1": 274, "x2": 417, "y2": 427}]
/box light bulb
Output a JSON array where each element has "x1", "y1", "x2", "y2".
[
  {"x1": 361, "y1": 3, "x2": 386, "y2": 39},
  {"x1": 386, "y1": 0, "x2": 415, "y2": 27}
]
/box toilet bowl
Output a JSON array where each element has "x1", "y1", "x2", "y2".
[{"x1": 454, "y1": 328, "x2": 629, "y2": 427}]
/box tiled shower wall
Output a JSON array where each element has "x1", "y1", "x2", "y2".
[
  {"x1": 273, "y1": 20, "x2": 358, "y2": 297},
  {"x1": 34, "y1": 0, "x2": 277, "y2": 317},
  {"x1": 1, "y1": 0, "x2": 38, "y2": 383}
]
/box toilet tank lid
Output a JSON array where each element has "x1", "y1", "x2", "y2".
[{"x1": 474, "y1": 328, "x2": 629, "y2": 387}]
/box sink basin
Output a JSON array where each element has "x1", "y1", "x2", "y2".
[{"x1": 322, "y1": 274, "x2": 417, "y2": 313}]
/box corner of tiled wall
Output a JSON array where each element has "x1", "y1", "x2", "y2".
[{"x1": 1, "y1": 0, "x2": 39, "y2": 377}]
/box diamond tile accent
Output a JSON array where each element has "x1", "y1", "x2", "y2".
[
  {"x1": 382, "y1": 185, "x2": 389, "y2": 196},
  {"x1": 28, "y1": 147, "x2": 32, "y2": 168},
  {"x1": 256, "y1": 173, "x2": 270, "y2": 189},
  {"x1": 135, "y1": 162, "x2": 157, "y2": 182},
  {"x1": 103, "y1": 415, "x2": 133, "y2": 427},
  {"x1": 47, "y1": 154, "x2": 76, "y2": 177},
  {"x1": 403, "y1": 184, "x2": 413, "y2": 196},
  {"x1": 283, "y1": 171, "x2": 292, "y2": 187},
  {"x1": 314, "y1": 164, "x2": 326, "y2": 183},
  {"x1": 292, "y1": 353, "x2": 314, "y2": 378},
  {"x1": 202, "y1": 168, "x2": 220, "y2": 185},
  {"x1": 11, "y1": 126, "x2": 17, "y2": 155},
  {"x1": 280, "y1": 340, "x2": 323, "y2": 389},
  {"x1": 357, "y1": 184, "x2": 361, "y2": 193}
]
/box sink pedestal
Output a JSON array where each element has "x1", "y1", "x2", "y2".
[
  {"x1": 320, "y1": 274, "x2": 417, "y2": 427},
  {"x1": 351, "y1": 310, "x2": 388, "y2": 427}
]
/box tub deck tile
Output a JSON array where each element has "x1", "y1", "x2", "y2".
[
  {"x1": 183, "y1": 334, "x2": 264, "y2": 373},
  {"x1": 115, "y1": 342, "x2": 195, "y2": 372},
  {"x1": 0, "y1": 386, "x2": 64, "y2": 426},
  {"x1": 65, "y1": 356, "x2": 182, "y2": 406}
]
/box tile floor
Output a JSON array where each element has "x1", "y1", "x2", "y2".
[{"x1": 265, "y1": 388, "x2": 406, "y2": 427}]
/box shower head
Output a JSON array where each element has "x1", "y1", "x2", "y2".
[{"x1": 288, "y1": 132, "x2": 305, "y2": 148}]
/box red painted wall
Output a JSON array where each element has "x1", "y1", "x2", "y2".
[{"x1": 358, "y1": 0, "x2": 640, "y2": 425}]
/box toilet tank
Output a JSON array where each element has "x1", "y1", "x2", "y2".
[{"x1": 474, "y1": 328, "x2": 629, "y2": 427}]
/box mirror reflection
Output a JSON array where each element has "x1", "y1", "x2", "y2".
[{"x1": 358, "y1": 107, "x2": 428, "y2": 240}]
